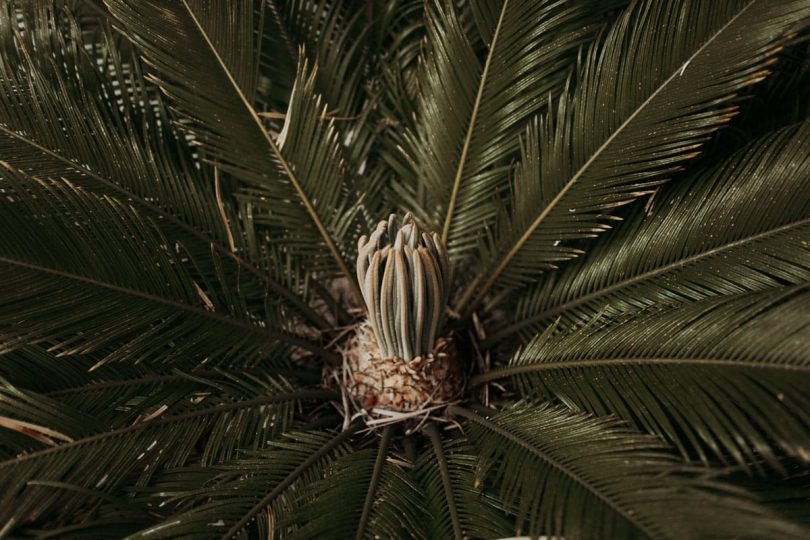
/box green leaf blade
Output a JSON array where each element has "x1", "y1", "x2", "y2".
[
  {"x1": 481, "y1": 287, "x2": 810, "y2": 469},
  {"x1": 104, "y1": 0, "x2": 360, "y2": 299},
  {"x1": 452, "y1": 403, "x2": 806, "y2": 539},
  {"x1": 496, "y1": 120, "x2": 810, "y2": 341},
  {"x1": 461, "y1": 0, "x2": 810, "y2": 314}
]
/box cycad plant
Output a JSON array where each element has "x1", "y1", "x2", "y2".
[{"x1": 1, "y1": 0, "x2": 809, "y2": 538}]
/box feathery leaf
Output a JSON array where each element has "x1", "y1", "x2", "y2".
[
  {"x1": 0, "y1": 384, "x2": 330, "y2": 534},
  {"x1": 283, "y1": 427, "x2": 425, "y2": 540},
  {"x1": 127, "y1": 427, "x2": 360, "y2": 539},
  {"x1": 235, "y1": 59, "x2": 361, "y2": 278},
  {"x1": 451, "y1": 403, "x2": 805, "y2": 539},
  {"x1": 476, "y1": 286, "x2": 810, "y2": 469},
  {"x1": 493, "y1": 119, "x2": 810, "y2": 342},
  {"x1": 0, "y1": 164, "x2": 330, "y2": 364},
  {"x1": 415, "y1": 435, "x2": 514, "y2": 540},
  {"x1": 104, "y1": 0, "x2": 361, "y2": 300},
  {"x1": 459, "y1": 0, "x2": 810, "y2": 314},
  {"x1": 401, "y1": 0, "x2": 621, "y2": 257},
  {"x1": 0, "y1": 4, "x2": 327, "y2": 329}
]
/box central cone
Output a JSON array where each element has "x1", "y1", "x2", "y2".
[{"x1": 343, "y1": 214, "x2": 463, "y2": 413}]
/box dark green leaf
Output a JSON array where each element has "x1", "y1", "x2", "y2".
[
  {"x1": 459, "y1": 0, "x2": 810, "y2": 314},
  {"x1": 478, "y1": 287, "x2": 810, "y2": 469},
  {"x1": 452, "y1": 403, "x2": 805, "y2": 539}
]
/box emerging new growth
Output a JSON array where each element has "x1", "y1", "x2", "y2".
[{"x1": 342, "y1": 213, "x2": 463, "y2": 422}]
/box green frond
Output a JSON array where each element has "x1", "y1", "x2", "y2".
[
  {"x1": 494, "y1": 119, "x2": 810, "y2": 342},
  {"x1": 424, "y1": 424, "x2": 463, "y2": 540},
  {"x1": 280, "y1": 426, "x2": 425, "y2": 540},
  {"x1": 458, "y1": 0, "x2": 810, "y2": 315},
  {"x1": 285, "y1": 448, "x2": 383, "y2": 539},
  {"x1": 0, "y1": 381, "x2": 330, "y2": 534},
  {"x1": 354, "y1": 426, "x2": 395, "y2": 539},
  {"x1": 257, "y1": 0, "x2": 299, "y2": 107},
  {"x1": 21, "y1": 502, "x2": 154, "y2": 540},
  {"x1": 257, "y1": 1, "x2": 428, "y2": 234},
  {"x1": 360, "y1": 447, "x2": 427, "y2": 540},
  {"x1": 51, "y1": 369, "x2": 318, "y2": 435},
  {"x1": 0, "y1": 345, "x2": 115, "y2": 395},
  {"x1": 450, "y1": 403, "x2": 805, "y2": 539},
  {"x1": 235, "y1": 58, "x2": 362, "y2": 278},
  {"x1": 127, "y1": 427, "x2": 360, "y2": 539},
  {"x1": 415, "y1": 433, "x2": 514, "y2": 540},
  {"x1": 0, "y1": 379, "x2": 101, "y2": 457},
  {"x1": 0, "y1": 5, "x2": 221, "y2": 240},
  {"x1": 477, "y1": 286, "x2": 810, "y2": 469},
  {"x1": 258, "y1": 0, "x2": 370, "y2": 117},
  {"x1": 728, "y1": 468, "x2": 810, "y2": 525},
  {"x1": 400, "y1": 0, "x2": 620, "y2": 257},
  {"x1": 0, "y1": 345, "x2": 318, "y2": 422},
  {"x1": 104, "y1": 0, "x2": 361, "y2": 299},
  {"x1": 0, "y1": 164, "x2": 329, "y2": 365},
  {"x1": 728, "y1": 40, "x2": 810, "y2": 142},
  {"x1": 1, "y1": 1, "x2": 808, "y2": 537},
  {"x1": 0, "y1": 3, "x2": 326, "y2": 329}
]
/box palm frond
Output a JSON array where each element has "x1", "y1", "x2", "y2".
[
  {"x1": 0, "y1": 379, "x2": 101, "y2": 457},
  {"x1": 424, "y1": 424, "x2": 463, "y2": 540},
  {"x1": 415, "y1": 432, "x2": 514, "y2": 540},
  {"x1": 46, "y1": 368, "x2": 318, "y2": 434},
  {"x1": 127, "y1": 427, "x2": 360, "y2": 539},
  {"x1": 0, "y1": 344, "x2": 316, "y2": 408},
  {"x1": 360, "y1": 448, "x2": 427, "y2": 540},
  {"x1": 104, "y1": 0, "x2": 361, "y2": 301},
  {"x1": 354, "y1": 426, "x2": 395, "y2": 539},
  {"x1": 285, "y1": 448, "x2": 384, "y2": 539},
  {"x1": 492, "y1": 119, "x2": 810, "y2": 342},
  {"x1": 20, "y1": 502, "x2": 153, "y2": 540},
  {"x1": 0, "y1": 345, "x2": 113, "y2": 395},
  {"x1": 0, "y1": 2, "x2": 808, "y2": 538},
  {"x1": 258, "y1": 1, "x2": 429, "y2": 236},
  {"x1": 450, "y1": 403, "x2": 805, "y2": 539},
  {"x1": 458, "y1": 0, "x2": 810, "y2": 315},
  {"x1": 280, "y1": 427, "x2": 426, "y2": 540},
  {"x1": 258, "y1": 0, "x2": 370, "y2": 117},
  {"x1": 0, "y1": 164, "x2": 331, "y2": 364},
  {"x1": 0, "y1": 378, "x2": 331, "y2": 534},
  {"x1": 728, "y1": 468, "x2": 810, "y2": 525},
  {"x1": 21, "y1": 360, "x2": 314, "y2": 429},
  {"x1": 475, "y1": 286, "x2": 810, "y2": 469},
  {"x1": 0, "y1": 3, "x2": 327, "y2": 329},
  {"x1": 400, "y1": 0, "x2": 620, "y2": 257},
  {"x1": 0, "y1": 5, "x2": 218, "y2": 238},
  {"x1": 728, "y1": 40, "x2": 810, "y2": 143},
  {"x1": 235, "y1": 58, "x2": 361, "y2": 278}
]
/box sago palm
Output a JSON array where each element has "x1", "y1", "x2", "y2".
[{"x1": 1, "y1": 0, "x2": 809, "y2": 538}]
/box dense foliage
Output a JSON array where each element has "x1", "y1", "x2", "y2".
[{"x1": 0, "y1": 1, "x2": 809, "y2": 538}]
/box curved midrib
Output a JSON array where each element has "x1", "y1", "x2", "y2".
[
  {"x1": 458, "y1": 0, "x2": 758, "y2": 315},
  {"x1": 425, "y1": 423, "x2": 463, "y2": 540},
  {"x1": 0, "y1": 255, "x2": 334, "y2": 359},
  {"x1": 441, "y1": 0, "x2": 510, "y2": 244},
  {"x1": 221, "y1": 422, "x2": 362, "y2": 539},
  {"x1": 471, "y1": 356, "x2": 809, "y2": 386},
  {"x1": 0, "y1": 124, "x2": 328, "y2": 331},
  {"x1": 0, "y1": 389, "x2": 337, "y2": 467},
  {"x1": 450, "y1": 406, "x2": 657, "y2": 538},
  {"x1": 45, "y1": 367, "x2": 322, "y2": 396},
  {"x1": 487, "y1": 217, "x2": 810, "y2": 344},
  {"x1": 356, "y1": 425, "x2": 394, "y2": 540},
  {"x1": 178, "y1": 0, "x2": 363, "y2": 307}
]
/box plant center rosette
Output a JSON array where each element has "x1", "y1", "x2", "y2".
[{"x1": 340, "y1": 213, "x2": 464, "y2": 427}]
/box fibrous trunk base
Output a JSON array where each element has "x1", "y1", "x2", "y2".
[{"x1": 342, "y1": 322, "x2": 464, "y2": 415}]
